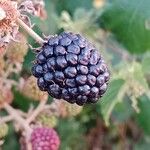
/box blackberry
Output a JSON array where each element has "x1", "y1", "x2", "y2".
[{"x1": 32, "y1": 32, "x2": 110, "y2": 105}]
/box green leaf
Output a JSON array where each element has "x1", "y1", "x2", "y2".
[
  {"x1": 100, "y1": 79, "x2": 125, "y2": 126},
  {"x1": 54, "y1": 0, "x2": 92, "y2": 15},
  {"x1": 134, "y1": 142, "x2": 150, "y2": 150},
  {"x1": 2, "y1": 124, "x2": 19, "y2": 150},
  {"x1": 39, "y1": 0, "x2": 58, "y2": 34},
  {"x1": 13, "y1": 90, "x2": 38, "y2": 112},
  {"x1": 136, "y1": 95, "x2": 150, "y2": 135},
  {"x1": 23, "y1": 49, "x2": 35, "y2": 72},
  {"x1": 57, "y1": 118, "x2": 87, "y2": 150},
  {"x1": 112, "y1": 98, "x2": 133, "y2": 123},
  {"x1": 101, "y1": 0, "x2": 150, "y2": 53},
  {"x1": 132, "y1": 62, "x2": 149, "y2": 89},
  {"x1": 142, "y1": 52, "x2": 150, "y2": 74}
]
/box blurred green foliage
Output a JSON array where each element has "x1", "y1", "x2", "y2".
[
  {"x1": 2, "y1": 0, "x2": 150, "y2": 149},
  {"x1": 101, "y1": 0, "x2": 150, "y2": 53}
]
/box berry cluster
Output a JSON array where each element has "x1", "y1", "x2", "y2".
[{"x1": 32, "y1": 32, "x2": 110, "y2": 105}]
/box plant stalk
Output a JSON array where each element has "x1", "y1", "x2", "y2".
[
  {"x1": 17, "y1": 18, "x2": 45, "y2": 45},
  {"x1": 3, "y1": 103, "x2": 32, "y2": 134},
  {"x1": 26, "y1": 99, "x2": 47, "y2": 124}
]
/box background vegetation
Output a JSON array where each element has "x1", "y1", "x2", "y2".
[{"x1": 1, "y1": 0, "x2": 150, "y2": 149}]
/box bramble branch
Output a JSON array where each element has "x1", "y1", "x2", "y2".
[{"x1": 17, "y1": 18, "x2": 45, "y2": 45}]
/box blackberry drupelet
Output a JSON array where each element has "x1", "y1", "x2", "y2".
[{"x1": 32, "y1": 32, "x2": 110, "y2": 105}]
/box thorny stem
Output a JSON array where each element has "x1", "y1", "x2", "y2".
[
  {"x1": 3, "y1": 103, "x2": 32, "y2": 134},
  {"x1": 0, "y1": 115, "x2": 13, "y2": 123},
  {"x1": 17, "y1": 109, "x2": 28, "y2": 117},
  {"x1": 17, "y1": 18, "x2": 45, "y2": 45},
  {"x1": 2, "y1": 102, "x2": 48, "y2": 150},
  {"x1": 0, "y1": 109, "x2": 27, "y2": 123},
  {"x1": 3, "y1": 103, "x2": 33, "y2": 150},
  {"x1": 26, "y1": 99, "x2": 47, "y2": 124}
]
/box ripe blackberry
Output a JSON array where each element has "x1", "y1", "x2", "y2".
[
  {"x1": 31, "y1": 127, "x2": 60, "y2": 150},
  {"x1": 32, "y1": 32, "x2": 110, "y2": 105}
]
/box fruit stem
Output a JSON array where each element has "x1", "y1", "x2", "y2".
[
  {"x1": 17, "y1": 18, "x2": 45, "y2": 45},
  {"x1": 26, "y1": 99, "x2": 47, "y2": 124}
]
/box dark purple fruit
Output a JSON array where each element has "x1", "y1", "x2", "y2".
[{"x1": 32, "y1": 32, "x2": 110, "y2": 105}]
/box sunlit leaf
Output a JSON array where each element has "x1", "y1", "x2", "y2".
[
  {"x1": 112, "y1": 98, "x2": 133, "y2": 123},
  {"x1": 132, "y1": 62, "x2": 149, "y2": 90},
  {"x1": 136, "y1": 95, "x2": 150, "y2": 135},
  {"x1": 100, "y1": 79, "x2": 125, "y2": 126},
  {"x1": 142, "y1": 52, "x2": 150, "y2": 74}
]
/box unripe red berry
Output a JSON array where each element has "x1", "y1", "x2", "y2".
[{"x1": 31, "y1": 127, "x2": 60, "y2": 150}]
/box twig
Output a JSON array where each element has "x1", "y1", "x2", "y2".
[
  {"x1": 3, "y1": 103, "x2": 33, "y2": 150},
  {"x1": 26, "y1": 100, "x2": 47, "y2": 124},
  {"x1": 16, "y1": 109, "x2": 28, "y2": 118},
  {"x1": 0, "y1": 115, "x2": 13, "y2": 123},
  {"x1": 3, "y1": 103, "x2": 32, "y2": 134},
  {"x1": 27, "y1": 104, "x2": 34, "y2": 117},
  {"x1": 17, "y1": 18, "x2": 45, "y2": 45}
]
